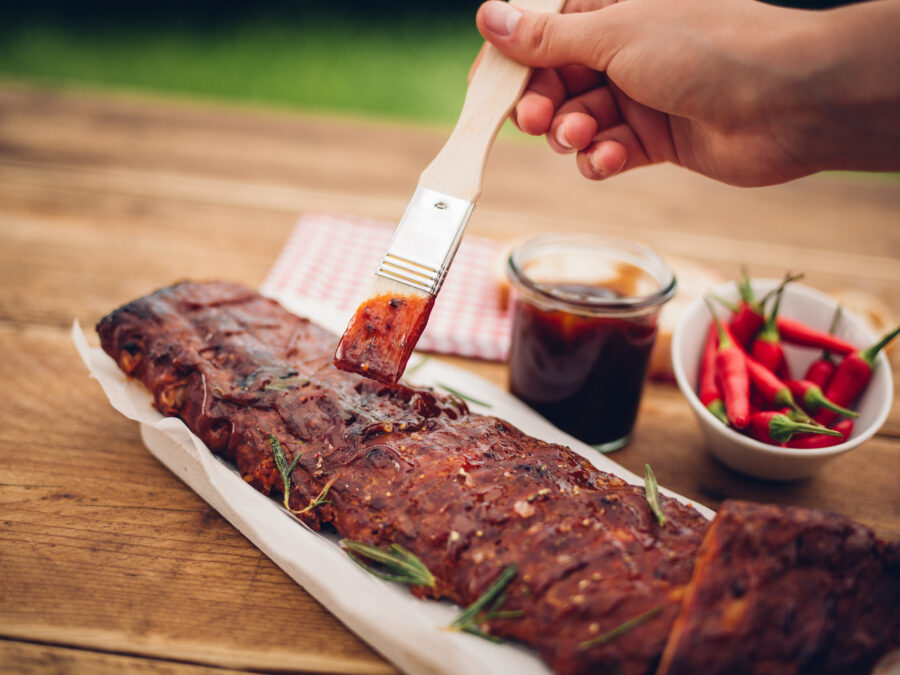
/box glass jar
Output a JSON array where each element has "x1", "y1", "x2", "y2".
[{"x1": 506, "y1": 234, "x2": 676, "y2": 452}]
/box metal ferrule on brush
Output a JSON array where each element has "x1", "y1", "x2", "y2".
[{"x1": 376, "y1": 186, "x2": 475, "y2": 295}]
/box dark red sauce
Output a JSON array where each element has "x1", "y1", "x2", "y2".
[
  {"x1": 508, "y1": 284, "x2": 659, "y2": 446},
  {"x1": 334, "y1": 292, "x2": 434, "y2": 386}
]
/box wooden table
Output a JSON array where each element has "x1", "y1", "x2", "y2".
[{"x1": 1, "y1": 84, "x2": 898, "y2": 674}]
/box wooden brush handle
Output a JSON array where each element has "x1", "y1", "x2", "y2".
[{"x1": 418, "y1": 0, "x2": 566, "y2": 203}]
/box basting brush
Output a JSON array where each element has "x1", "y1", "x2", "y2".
[{"x1": 334, "y1": 0, "x2": 565, "y2": 385}]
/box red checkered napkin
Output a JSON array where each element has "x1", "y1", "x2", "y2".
[{"x1": 262, "y1": 213, "x2": 512, "y2": 361}]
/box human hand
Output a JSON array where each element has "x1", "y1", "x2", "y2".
[{"x1": 475, "y1": 0, "x2": 834, "y2": 186}]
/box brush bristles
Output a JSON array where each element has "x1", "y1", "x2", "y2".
[{"x1": 333, "y1": 277, "x2": 435, "y2": 386}]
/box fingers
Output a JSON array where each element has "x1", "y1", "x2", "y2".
[
  {"x1": 515, "y1": 67, "x2": 567, "y2": 134},
  {"x1": 548, "y1": 85, "x2": 620, "y2": 152},
  {"x1": 557, "y1": 64, "x2": 604, "y2": 97},
  {"x1": 514, "y1": 64, "x2": 604, "y2": 136},
  {"x1": 476, "y1": 0, "x2": 623, "y2": 71},
  {"x1": 577, "y1": 124, "x2": 651, "y2": 179},
  {"x1": 550, "y1": 113, "x2": 597, "y2": 153}
]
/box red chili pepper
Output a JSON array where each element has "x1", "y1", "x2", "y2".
[
  {"x1": 804, "y1": 306, "x2": 842, "y2": 388},
  {"x1": 729, "y1": 304, "x2": 766, "y2": 348},
  {"x1": 787, "y1": 379, "x2": 858, "y2": 418},
  {"x1": 750, "y1": 389, "x2": 770, "y2": 414},
  {"x1": 776, "y1": 316, "x2": 857, "y2": 355},
  {"x1": 706, "y1": 299, "x2": 750, "y2": 429},
  {"x1": 818, "y1": 324, "x2": 900, "y2": 425},
  {"x1": 749, "y1": 411, "x2": 842, "y2": 445},
  {"x1": 786, "y1": 418, "x2": 854, "y2": 449},
  {"x1": 697, "y1": 322, "x2": 728, "y2": 425},
  {"x1": 750, "y1": 284, "x2": 788, "y2": 379},
  {"x1": 729, "y1": 270, "x2": 802, "y2": 347},
  {"x1": 744, "y1": 355, "x2": 808, "y2": 419},
  {"x1": 804, "y1": 358, "x2": 835, "y2": 389}
]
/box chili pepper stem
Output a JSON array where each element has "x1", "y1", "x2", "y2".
[
  {"x1": 709, "y1": 294, "x2": 739, "y2": 313},
  {"x1": 860, "y1": 325, "x2": 900, "y2": 366},
  {"x1": 704, "y1": 298, "x2": 734, "y2": 350},
  {"x1": 737, "y1": 266, "x2": 754, "y2": 303},
  {"x1": 769, "y1": 415, "x2": 841, "y2": 444},
  {"x1": 760, "y1": 284, "x2": 786, "y2": 341},
  {"x1": 820, "y1": 305, "x2": 843, "y2": 362},
  {"x1": 772, "y1": 388, "x2": 814, "y2": 422},
  {"x1": 803, "y1": 387, "x2": 858, "y2": 418},
  {"x1": 758, "y1": 272, "x2": 804, "y2": 307},
  {"x1": 788, "y1": 418, "x2": 854, "y2": 449},
  {"x1": 707, "y1": 399, "x2": 729, "y2": 425}
]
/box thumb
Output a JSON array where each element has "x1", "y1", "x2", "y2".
[{"x1": 476, "y1": 1, "x2": 619, "y2": 71}]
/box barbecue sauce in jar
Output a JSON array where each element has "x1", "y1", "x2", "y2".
[{"x1": 506, "y1": 235, "x2": 675, "y2": 451}]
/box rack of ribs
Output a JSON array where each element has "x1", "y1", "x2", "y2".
[{"x1": 96, "y1": 281, "x2": 898, "y2": 675}]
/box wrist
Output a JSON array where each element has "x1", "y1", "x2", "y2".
[{"x1": 758, "y1": 0, "x2": 900, "y2": 174}]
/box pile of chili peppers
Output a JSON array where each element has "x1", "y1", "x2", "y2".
[{"x1": 698, "y1": 270, "x2": 899, "y2": 448}]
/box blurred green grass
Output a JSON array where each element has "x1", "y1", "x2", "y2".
[
  {"x1": 1, "y1": 4, "x2": 897, "y2": 183},
  {"x1": 0, "y1": 13, "x2": 484, "y2": 123}
]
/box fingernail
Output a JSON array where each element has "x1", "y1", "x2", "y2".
[
  {"x1": 555, "y1": 124, "x2": 572, "y2": 151},
  {"x1": 484, "y1": 1, "x2": 522, "y2": 37},
  {"x1": 589, "y1": 150, "x2": 607, "y2": 178}
]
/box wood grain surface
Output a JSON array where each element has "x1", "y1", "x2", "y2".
[{"x1": 1, "y1": 83, "x2": 898, "y2": 674}]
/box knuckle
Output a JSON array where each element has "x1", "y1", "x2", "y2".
[{"x1": 524, "y1": 14, "x2": 556, "y2": 62}]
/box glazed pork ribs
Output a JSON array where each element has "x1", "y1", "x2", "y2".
[
  {"x1": 97, "y1": 282, "x2": 899, "y2": 675},
  {"x1": 97, "y1": 281, "x2": 710, "y2": 675}
]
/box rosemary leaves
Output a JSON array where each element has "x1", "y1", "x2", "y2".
[
  {"x1": 643, "y1": 464, "x2": 666, "y2": 527},
  {"x1": 578, "y1": 605, "x2": 663, "y2": 650},
  {"x1": 438, "y1": 383, "x2": 492, "y2": 408},
  {"x1": 403, "y1": 356, "x2": 431, "y2": 378},
  {"x1": 449, "y1": 564, "x2": 521, "y2": 642},
  {"x1": 293, "y1": 477, "x2": 335, "y2": 515},
  {"x1": 341, "y1": 540, "x2": 436, "y2": 588},
  {"x1": 269, "y1": 434, "x2": 301, "y2": 510}
]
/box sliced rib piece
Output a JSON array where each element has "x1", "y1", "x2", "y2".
[{"x1": 657, "y1": 499, "x2": 900, "y2": 675}]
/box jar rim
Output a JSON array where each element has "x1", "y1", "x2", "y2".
[{"x1": 506, "y1": 233, "x2": 677, "y2": 314}]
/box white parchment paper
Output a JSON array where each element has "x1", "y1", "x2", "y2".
[{"x1": 72, "y1": 292, "x2": 713, "y2": 675}]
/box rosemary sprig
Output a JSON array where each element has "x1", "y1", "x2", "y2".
[
  {"x1": 293, "y1": 476, "x2": 335, "y2": 515},
  {"x1": 264, "y1": 376, "x2": 310, "y2": 391},
  {"x1": 578, "y1": 605, "x2": 663, "y2": 650},
  {"x1": 449, "y1": 564, "x2": 520, "y2": 642},
  {"x1": 403, "y1": 356, "x2": 432, "y2": 378},
  {"x1": 437, "y1": 382, "x2": 492, "y2": 408},
  {"x1": 269, "y1": 434, "x2": 302, "y2": 510},
  {"x1": 643, "y1": 464, "x2": 666, "y2": 527},
  {"x1": 341, "y1": 540, "x2": 436, "y2": 588}
]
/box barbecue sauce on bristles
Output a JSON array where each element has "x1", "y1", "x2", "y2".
[{"x1": 334, "y1": 285, "x2": 435, "y2": 386}]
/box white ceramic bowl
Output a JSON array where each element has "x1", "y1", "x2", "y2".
[{"x1": 672, "y1": 279, "x2": 893, "y2": 480}]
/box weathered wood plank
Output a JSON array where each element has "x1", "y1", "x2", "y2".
[
  {"x1": 1, "y1": 84, "x2": 898, "y2": 268},
  {"x1": 0, "y1": 324, "x2": 395, "y2": 675},
  {"x1": 0, "y1": 640, "x2": 257, "y2": 675},
  {"x1": 1, "y1": 162, "x2": 898, "y2": 363}
]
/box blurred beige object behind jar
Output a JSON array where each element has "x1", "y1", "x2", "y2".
[{"x1": 649, "y1": 258, "x2": 724, "y2": 380}]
